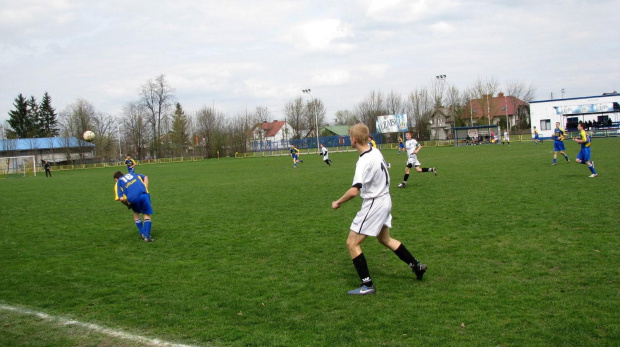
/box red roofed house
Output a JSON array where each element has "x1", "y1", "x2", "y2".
[
  {"x1": 249, "y1": 120, "x2": 294, "y2": 151},
  {"x1": 463, "y1": 93, "x2": 529, "y2": 129}
]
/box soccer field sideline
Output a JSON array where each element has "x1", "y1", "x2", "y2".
[{"x1": 0, "y1": 304, "x2": 198, "y2": 347}]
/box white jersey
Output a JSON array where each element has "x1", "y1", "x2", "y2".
[
  {"x1": 405, "y1": 139, "x2": 420, "y2": 157},
  {"x1": 350, "y1": 147, "x2": 392, "y2": 236},
  {"x1": 320, "y1": 146, "x2": 329, "y2": 160},
  {"x1": 504, "y1": 131, "x2": 509, "y2": 141},
  {"x1": 352, "y1": 147, "x2": 390, "y2": 199}
]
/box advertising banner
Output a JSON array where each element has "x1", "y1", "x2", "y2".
[
  {"x1": 376, "y1": 114, "x2": 408, "y2": 133},
  {"x1": 555, "y1": 103, "x2": 614, "y2": 115}
]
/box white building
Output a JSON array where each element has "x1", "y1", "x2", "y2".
[
  {"x1": 248, "y1": 120, "x2": 294, "y2": 151},
  {"x1": 529, "y1": 93, "x2": 620, "y2": 138}
]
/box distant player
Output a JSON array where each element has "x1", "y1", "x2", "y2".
[
  {"x1": 369, "y1": 136, "x2": 377, "y2": 148},
  {"x1": 43, "y1": 160, "x2": 52, "y2": 177},
  {"x1": 290, "y1": 145, "x2": 303, "y2": 168},
  {"x1": 533, "y1": 126, "x2": 542, "y2": 145},
  {"x1": 573, "y1": 122, "x2": 598, "y2": 177},
  {"x1": 552, "y1": 122, "x2": 570, "y2": 165},
  {"x1": 113, "y1": 171, "x2": 154, "y2": 242},
  {"x1": 319, "y1": 143, "x2": 332, "y2": 166},
  {"x1": 398, "y1": 136, "x2": 404, "y2": 154},
  {"x1": 502, "y1": 130, "x2": 510, "y2": 145},
  {"x1": 397, "y1": 131, "x2": 437, "y2": 188},
  {"x1": 125, "y1": 154, "x2": 136, "y2": 174},
  {"x1": 332, "y1": 123, "x2": 426, "y2": 295}
]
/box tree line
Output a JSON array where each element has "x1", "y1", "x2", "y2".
[{"x1": 3, "y1": 74, "x2": 535, "y2": 162}]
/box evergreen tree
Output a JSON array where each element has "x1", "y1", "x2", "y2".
[
  {"x1": 27, "y1": 96, "x2": 40, "y2": 138},
  {"x1": 6, "y1": 94, "x2": 32, "y2": 138},
  {"x1": 170, "y1": 102, "x2": 188, "y2": 148},
  {"x1": 39, "y1": 92, "x2": 59, "y2": 137}
]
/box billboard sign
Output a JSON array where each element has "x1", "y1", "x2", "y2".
[{"x1": 376, "y1": 114, "x2": 408, "y2": 133}]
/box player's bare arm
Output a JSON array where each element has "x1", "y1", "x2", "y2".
[{"x1": 332, "y1": 187, "x2": 359, "y2": 209}]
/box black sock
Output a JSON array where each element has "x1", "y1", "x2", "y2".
[
  {"x1": 403, "y1": 174, "x2": 409, "y2": 182},
  {"x1": 422, "y1": 168, "x2": 429, "y2": 172},
  {"x1": 352, "y1": 253, "x2": 373, "y2": 287},
  {"x1": 394, "y1": 243, "x2": 419, "y2": 269}
]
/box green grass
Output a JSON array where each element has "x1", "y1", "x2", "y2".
[{"x1": 1, "y1": 139, "x2": 619, "y2": 346}]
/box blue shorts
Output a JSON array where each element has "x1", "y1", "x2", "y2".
[
  {"x1": 130, "y1": 193, "x2": 154, "y2": 215},
  {"x1": 399, "y1": 143, "x2": 404, "y2": 149},
  {"x1": 576, "y1": 147, "x2": 591, "y2": 163},
  {"x1": 535, "y1": 134, "x2": 540, "y2": 140},
  {"x1": 554, "y1": 141, "x2": 565, "y2": 152},
  {"x1": 292, "y1": 154, "x2": 299, "y2": 160},
  {"x1": 127, "y1": 167, "x2": 135, "y2": 174}
]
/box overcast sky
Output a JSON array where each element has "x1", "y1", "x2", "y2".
[{"x1": 1, "y1": 0, "x2": 618, "y2": 126}]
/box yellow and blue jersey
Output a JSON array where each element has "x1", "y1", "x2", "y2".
[
  {"x1": 553, "y1": 127, "x2": 565, "y2": 142},
  {"x1": 579, "y1": 129, "x2": 591, "y2": 148},
  {"x1": 290, "y1": 147, "x2": 300, "y2": 158},
  {"x1": 125, "y1": 158, "x2": 136, "y2": 167},
  {"x1": 114, "y1": 173, "x2": 149, "y2": 204}
]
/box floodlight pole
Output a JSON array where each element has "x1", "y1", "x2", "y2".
[
  {"x1": 302, "y1": 89, "x2": 320, "y2": 153},
  {"x1": 435, "y1": 74, "x2": 447, "y2": 141}
]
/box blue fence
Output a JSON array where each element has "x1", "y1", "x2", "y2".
[{"x1": 250, "y1": 133, "x2": 384, "y2": 152}]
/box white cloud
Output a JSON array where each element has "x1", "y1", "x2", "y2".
[{"x1": 283, "y1": 18, "x2": 355, "y2": 53}]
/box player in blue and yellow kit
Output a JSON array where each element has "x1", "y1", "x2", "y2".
[
  {"x1": 533, "y1": 126, "x2": 542, "y2": 144},
  {"x1": 290, "y1": 145, "x2": 303, "y2": 168},
  {"x1": 552, "y1": 122, "x2": 570, "y2": 165},
  {"x1": 573, "y1": 122, "x2": 598, "y2": 178},
  {"x1": 114, "y1": 171, "x2": 154, "y2": 241},
  {"x1": 125, "y1": 155, "x2": 136, "y2": 174}
]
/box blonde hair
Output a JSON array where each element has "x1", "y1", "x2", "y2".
[{"x1": 350, "y1": 123, "x2": 369, "y2": 144}]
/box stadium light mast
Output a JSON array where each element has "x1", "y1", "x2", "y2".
[
  {"x1": 302, "y1": 89, "x2": 320, "y2": 152},
  {"x1": 435, "y1": 75, "x2": 448, "y2": 141}
]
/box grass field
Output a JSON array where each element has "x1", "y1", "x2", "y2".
[{"x1": 1, "y1": 139, "x2": 619, "y2": 346}]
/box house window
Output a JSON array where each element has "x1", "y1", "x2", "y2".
[{"x1": 540, "y1": 119, "x2": 551, "y2": 131}]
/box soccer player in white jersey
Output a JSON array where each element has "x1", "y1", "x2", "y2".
[
  {"x1": 332, "y1": 124, "x2": 426, "y2": 295},
  {"x1": 397, "y1": 131, "x2": 436, "y2": 188},
  {"x1": 319, "y1": 143, "x2": 332, "y2": 166}
]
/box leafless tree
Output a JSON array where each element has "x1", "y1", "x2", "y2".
[
  {"x1": 505, "y1": 80, "x2": 536, "y2": 132},
  {"x1": 139, "y1": 74, "x2": 175, "y2": 159},
  {"x1": 355, "y1": 90, "x2": 385, "y2": 133},
  {"x1": 284, "y1": 97, "x2": 305, "y2": 139},
  {"x1": 225, "y1": 112, "x2": 251, "y2": 155},
  {"x1": 405, "y1": 88, "x2": 433, "y2": 140},
  {"x1": 471, "y1": 77, "x2": 501, "y2": 125},
  {"x1": 58, "y1": 98, "x2": 96, "y2": 163},
  {"x1": 385, "y1": 90, "x2": 405, "y2": 115},
  {"x1": 334, "y1": 109, "x2": 359, "y2": 126},
  {"x1": 121, "y1": 101, "x2": 149, "y2": 159},
  {"x1": 431, "y1": 78, "x2": 448, "y2": 108},
  {"x1": 304, "y1": 98, "x2": 326, "y2": 138},
  {"x1": 91, "y1": 112, "x2": 118, "y2": 161},
  {"x1": 195, "y1": 106, "x2": 225, "y2": 158}
]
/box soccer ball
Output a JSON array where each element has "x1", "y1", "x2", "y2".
[{"x1": 83, "y1": 130, "x2": 95, "y2": 142}]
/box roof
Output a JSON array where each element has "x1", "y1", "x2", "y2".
[
  {"x1": 463, "y1": 93, "x2": 528, "y2": 120},
  {"x1": 251, "y1": 120, "x2": 287, "y2": 137},
  {"x1": 0, "y1": 137, "x2": 94, "y2": 151},
  {"x1": 322, "y1": 125, "x2": 350, "y2": 136},
  {"x1": 530, "y1": 93, "x2": 620, "y2": 104}
]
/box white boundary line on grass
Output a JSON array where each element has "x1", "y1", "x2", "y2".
[{"x1": 0, "y1": 304, "x2": 197, "y2": 347}]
